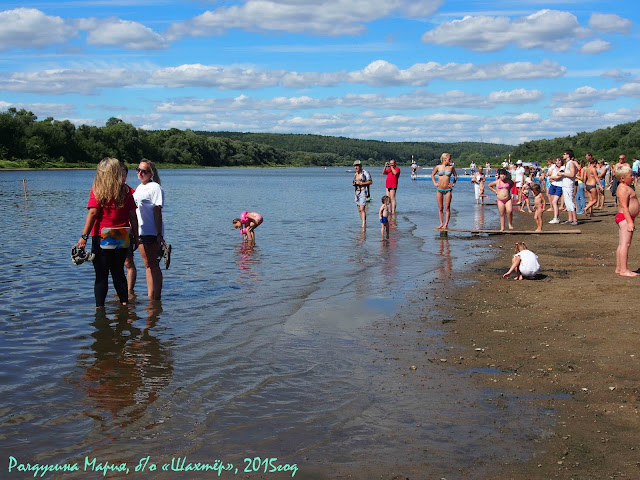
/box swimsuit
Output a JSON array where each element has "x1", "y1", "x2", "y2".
[
  {"x1": 380, "y1": 217, "x2": 388, "y2": 224},
  {"x1": 496, "y1": 179, "x2": 511, "y2": 203},
  {"x1": 586, "y1": 184, "x2": 596, "y2": 192},
  {"x1": 436, "y1": 169, "x2": 454, "y2": 177},
  {"x1": 437, "y1": 188, "x2": 452, "y2": 193},
  {"x1": 615, "y1": 212, "x2": 636, "y2": 224}
]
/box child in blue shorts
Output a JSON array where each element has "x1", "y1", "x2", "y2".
[{"x1": 379, "y1": 196, "x2": 391, "y2": 238}]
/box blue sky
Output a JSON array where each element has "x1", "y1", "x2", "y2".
[{"x1": 1, "y1": 0, "x2": 639, "y2": 146}]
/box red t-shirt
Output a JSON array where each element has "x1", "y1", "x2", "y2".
[
  {"x1": 87, "y1": 189, "x2": 136, "y2": 236},
  {"x1": 383, "y1": 166, "x2": 401, "y2": 189}
]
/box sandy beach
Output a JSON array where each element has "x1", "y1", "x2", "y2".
[{"x1": 415, "y1": 197, "x2": 640, "y2": 479}]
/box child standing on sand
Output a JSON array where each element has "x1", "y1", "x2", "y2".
[
  {"x1": 614, "y1": 165, "x2": 639, "y2": 277},
  {"x1": 503, "y1": 241, "x2": 540, "y2": 280},
  {"x1": 233, "y1": 211, "x2": 263, "y2": 244},
  {"x1": 379, "y1": 195, "x2": 390, "y2": 238},
  {"x1": 532, "y1": 184, "x2": 545, "y2": 232},
  {"x1": 487, "y1": 168, "x2": 514, "y2": 232}
]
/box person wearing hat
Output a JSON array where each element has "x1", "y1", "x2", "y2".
[
  {"x1": 352, "y1": 160, "x2": 372, "y2": 228},
  {"x1": 514, "y1": 160, "x2": 525, "y2": 205}
]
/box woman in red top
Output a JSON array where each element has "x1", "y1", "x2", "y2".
[
  {"x1": 77, "y1": 157, "x2": 138, "y2": 308},
  {"x1": 382, "y1": 158, "x2": 400, "y2": 214}
]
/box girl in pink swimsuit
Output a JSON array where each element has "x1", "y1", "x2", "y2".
[
  {"x1": 487, "y1": 169, "x2": 514, "y2": 231},
  {"x1": 233, "y1": 211, "x2": 263, "y2": 244}
]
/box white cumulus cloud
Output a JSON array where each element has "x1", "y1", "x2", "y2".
[
  {"x1": 0, "y1": 8, "x2": 76, "y2": 51},
  {"x1": 588, "y1": 13, "x2": 632, "y2": 34},
  {"x1": 166, "y1": 0, "x2": 442, "y2": 39},
  {"x1": 421, "y1": 9, "x2": 590, "y2": 52},
  {"x1": 76, "y1": 17, "x2": 168, "y2": 50},
  {"x1": 579, "y1": 39, "x2": 612, "y2": 54},
  {"x1": 0, "y1": 68, "x2": 147, "y2": 95},
  {"x1": 552, "y1": 82, "x2": 640, "y2": 107}
]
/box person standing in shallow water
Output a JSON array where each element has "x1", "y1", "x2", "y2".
[
  {"x1": 431, "y1": 152, "x2": 457, "y2": 230},
  {"x1": 133, "y1": 159, "x2": 165, "y2": 301},
  {"x1": 77, "y1": 157, "x2": 138, "y2": 308},
  {"x1": 382, "y1": 158, "x2": 400, "y2": 214},
  {"x1": 352, "y1": 160, "x2": 372, "y2": 229}
]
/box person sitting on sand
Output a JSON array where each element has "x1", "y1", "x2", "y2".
[
  {"x1": 532, "y1": 184, "x2": 545, "y2": 232},
  {"x1": 614, "y1": 165, "x2": 639, "y2": 277},
  {"x1": 487, "y1": 168, "x2": 514, "y2": 232},
  {"x1": 503, "y1": 241, "x2": 540, "y2": 280},
  {"x1": 233, "y1": 211, "x2": 263, "y2": 244}
]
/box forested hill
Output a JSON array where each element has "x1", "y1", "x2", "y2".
[
  {"x1": 198, "y1": 131, "x2": 513, "y2": 166},
  {"x1": 0, "y1": 108, "x2": 512, "y2": 169},
  {"x1": 511, "y1": 119, "x2": 640, "y2": 162}
]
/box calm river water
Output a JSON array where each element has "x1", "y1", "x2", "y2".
[{"x1": 0, "y1": 167, "x2": 548, "y2": 478}]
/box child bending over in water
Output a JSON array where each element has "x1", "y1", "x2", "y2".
[
  {"x1": 233, "y1": 211, "x2": 263, "y2": 244},
  {"x1": 614, "y1": 165, "x2": 639, "y2": 277},
  {"x1": 379, "y1": 195, "x2": 391, "y2": 238},
  {"x1": 503, "y1": 241, "x2": 540, "y2": 280},
  {"x1": 532, "y1": 184, "x2": 545, "y2": 232}
]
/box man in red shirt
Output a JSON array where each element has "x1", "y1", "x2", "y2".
[{"x1": 383, "y1": 158, "x2": 401, "y2": 214}]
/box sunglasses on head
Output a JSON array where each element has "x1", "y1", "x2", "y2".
[{"x1": 136, "y1": 167, "x2": 150, "y2": 174}]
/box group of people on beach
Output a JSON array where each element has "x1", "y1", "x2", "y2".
[
  {"x1": 353, "y1": 149, "x2": 638, "y2": 279},
  {"x1": 76, "y1": 158, "x2": 166, "y2": 307}
]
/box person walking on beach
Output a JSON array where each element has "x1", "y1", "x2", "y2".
[
  {"x1": 431, "y1": 152, "x2": 457, "y2": 230},
  {"x1": 133, "y1": 158, "x2": 166, "y2": 301},
  {"x1": 382, "y1": 158, "x2": 400, "y2": 214},
  {"x1": 561, "y1": 150, "x2": 579, "y2": 225},
  {"x1": 614, "y1": 165, "x2": 639, "y2": 277},
  {"x1": 353, "y1": 160, "x2": 372, "y2": 229},
  {"x1": 77, "y1": 157, "x2": 139, "y2": 308},
  {"x1": 487, "y1": 168, "x2": 514, "y2": 231}
]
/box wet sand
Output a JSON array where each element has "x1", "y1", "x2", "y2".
[{"x1": 419, "y1": 198, "x2": 640, "y2": 479}]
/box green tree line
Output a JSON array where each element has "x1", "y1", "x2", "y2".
[
  {"x1": 0, "y1": 108, "x2": 513, "y2": 169},
  {"x1": 511, "y1": 119, "x2": 640, "y2": 162}
]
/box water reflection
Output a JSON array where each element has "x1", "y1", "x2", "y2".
[
  {"x1": 437, "y1": 238, "x2": 452, "y2": 277},
  {"x1": 78, "y1": 303, "x2": 172, "y2": 430},
  {"x1": 234, "y1": 243, "x2": 260, "y2": 289},
  {"x1": 472, "y1": 203, "x2": 486, "y2": 231}
]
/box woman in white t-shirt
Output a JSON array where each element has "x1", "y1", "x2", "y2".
[
  {"x1": 503, "y1": 241, "x2": 540, "y2": 280},
  {"x1": 133, "y1": 159, "x2": 166, "y2": 300}
]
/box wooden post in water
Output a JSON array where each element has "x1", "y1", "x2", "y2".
[{"x1": 22, "y1": 179, "x2": 28, "y2": 201}]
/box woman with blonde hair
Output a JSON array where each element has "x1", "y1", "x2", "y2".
[
  {"x1": 77, "y1": 157, "x2": 138, "y2": 307},
  {"x1": 133, "y1": 158, "x2": 166, "y2": 300},
  {"x1": 431, "y1": 152, "x2": 457, "y2": 229}
]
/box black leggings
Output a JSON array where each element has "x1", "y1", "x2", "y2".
[{"x1": 91, "y1": 236, "x2": 129, "y2": 307}]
